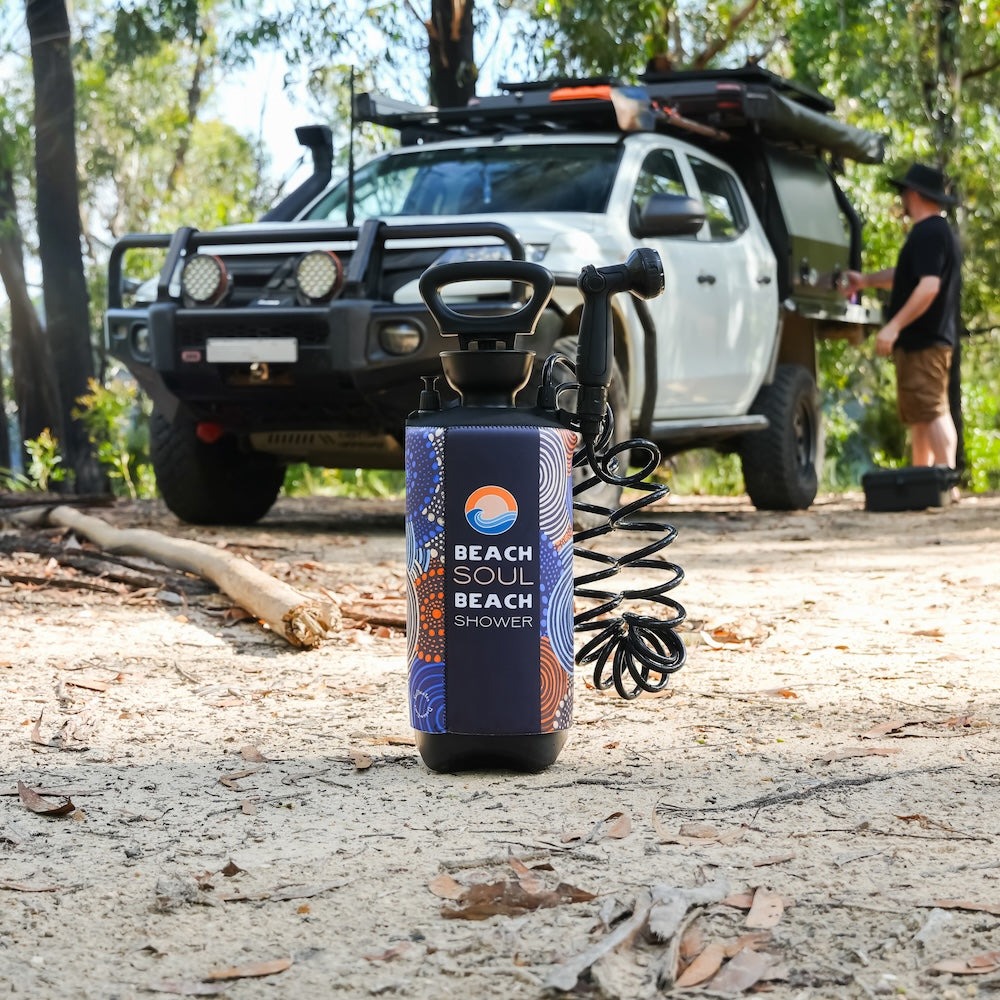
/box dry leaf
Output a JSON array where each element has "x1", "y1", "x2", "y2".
[
  {"x1": 762, "y1": 687, "x2": 798, "y2": 699},
  {"x1": 603, "y1": 811, "x2": 632, "y2": 839},
  {"x1": 678, "y1": 822, "x2": 718, "y2": 839},
  {"x1": 931, "y1": 899, "x2": 1000, "y2": 917},
  {"x1": 860, "y1": 718, "x2": 928, "y2": 738},
  {"x1": 708, "y1": 948, "x2": 786, "y2": 991},
  {"x1": 678, "y1": 922, "x2": 705, "y2": 962},
  {"x1": 240, "y1": 746, "x2": 269, "y2": 762},
  {"x1": 220, "y1": 861, "x2": 243, "y2": 877},
  {"x1": 385, "y1": 735, "x2": 416, "y2": 746},
  {"x1": 752, "y1": 852, "x2": 795, "y2": 867},
  {"x1": 745, "y1": 888, "x2": 785, "y2": 928},
  {"x1": 222, "y1": 607, "x2": 254, "y2": 625},
  {"x1": 204, "y1": 958, "x2": 292, "y2": 981},
  {"x1": 218, "y1": 768, "x2": 260, "y2": 790},
  {"x1": 64, "y1": 677, "x2": 110, "y2": 692},
  {"x1": 509, "y1": 859, "x2": 545, "y2": 895},
  {"x1": 930, "y1": 951, "x2": 1000, "y2": 975},
  {"x1": 427, "y1": 873, "x2": 465, "y2": 900},
  {"x1": 913, "y1": 627, "x2": 945, "y2": 637},
  {"x1": 29, "y1": 710, "x2": 88, "y2": 751},
  {"x1": 724, "y1": 931, "x2": 773, "y2": 957},
  {"x1": 715, "y1": 826, "x2": 749, "y2": 846},
  {"x1": 658, "y1": 823, "x2": 747, "y2": 846},
  {"x1": 675, "y1": 940, "x2": 726, "y2": 987},
  {"x1": 364, "y1": 942, "x2": 411, "y2": 962},
  {"x1": 17, "y1": 781, "x2": 75, "y2": 817},
  {"x1": 30, "y1": 711, "x2": 54, "y2": 747},
  {"x1": 442, "y1": 879, "x2": 595, "y2": 920},
  {"x1": 943, "y1": 715, "x2": 974, "y2": 728},
  {"x1": 349, "y1": 750, "x2": 373, "y2": 770}
]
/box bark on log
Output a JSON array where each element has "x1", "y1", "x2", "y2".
[{"x1": 43, "y1": 506, "x2": 339, "y2": 648}]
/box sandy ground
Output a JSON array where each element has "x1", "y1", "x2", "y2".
[{"x1": 1, "y1": 491, "x2": 999, "y2": 1000}]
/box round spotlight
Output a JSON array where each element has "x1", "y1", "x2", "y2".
[
  {"x1": 181, "y1": 254, "x2": 229, "y2": 306},
  {"x1": 296, "y1": 250, "x2": 344, "y2": 304}
]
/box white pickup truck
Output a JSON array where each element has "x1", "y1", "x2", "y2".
[{"x1": 106, "y1": 66, "x2": 884, "y2": 524}]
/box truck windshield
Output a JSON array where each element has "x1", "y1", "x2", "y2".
[{"x1": 304, "y1": 143, "x2": 621, "y2": 222}]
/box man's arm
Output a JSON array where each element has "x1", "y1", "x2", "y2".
[
  {"x1": 874, "y1": 275, "x2": 942, "y2": 356},
  {"x1": 842, "y1": 267, "x2": 896, "y2": 296}
]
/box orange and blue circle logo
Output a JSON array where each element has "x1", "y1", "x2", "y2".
[{"x1": 465, "y1": 486, "x2": 518, "y2": 535}]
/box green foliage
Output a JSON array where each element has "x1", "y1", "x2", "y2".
[
  {"x1": 23, "y1": 429, "x2": 66, "y2": 491},
  {"x1": 789, "y1": 1, "x2": 1000, "y2": 338},
  {"x1": 0, "y1": 466, "x2": 34, "y2": 491},
  {"x1": 73, "y1": 377, "x2": 156, "y2": 499},
  {"x1": 659, "y1": 449, "x2": 745, "y2": 497},
  {"x1": 523, "y1": 0, "x2": 800, "y2": 78},
  {"x1": 961, "y1": 332, "x2": 1000, "y2": 492},
  {"x1": 283, "y1": 464, "x2": 406, "y2": 499},
  {"x1": 817, "y1": 337, "x2": 907, "y2": 490}
]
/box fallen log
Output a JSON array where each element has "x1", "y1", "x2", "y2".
[
  {"x1": 40, "y1": 505, "x2": 339, "y2": 648},
  {"x1": 0, "y1": 491, "x2": 113, "y2": 510}
]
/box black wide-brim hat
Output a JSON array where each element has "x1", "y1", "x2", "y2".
[{"x1": 888, "y1": 163, "x2": 958, "y2": 206}]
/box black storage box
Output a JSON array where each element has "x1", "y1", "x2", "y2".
[{"x1": 861, "y1": 465, "x2": 957, "y2": 512}]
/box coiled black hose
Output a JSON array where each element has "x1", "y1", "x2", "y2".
[{"x1": 540, "y1": 353, "x2": 687, "y2": 700}]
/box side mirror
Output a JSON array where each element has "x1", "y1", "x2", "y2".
[{"x1": 633, "y1": 193, "x2": 706, "y2": 238}]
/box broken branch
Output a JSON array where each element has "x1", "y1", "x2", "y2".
[{"x1": 41, "y1": 506, "x2": 338, "y2": 648}]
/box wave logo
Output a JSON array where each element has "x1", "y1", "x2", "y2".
[{"x1": 465, "y1": 486, "x2": 518, "y2": 535}]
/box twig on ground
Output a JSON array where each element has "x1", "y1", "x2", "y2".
[
  {"x1": 35, "y1": 506, "x2": 339, "y2": 648},
  {"x1": 656, "y1": 765, "x2": 959, "y2": 816}
]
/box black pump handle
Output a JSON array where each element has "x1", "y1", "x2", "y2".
[{"x1": 419, "y1": 261, "x2": 555, "y2": 348}]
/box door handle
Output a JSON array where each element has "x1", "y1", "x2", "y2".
[
  {"x1": 757, "y1": 275, "x2": 772, "y2": 285},
  {"x1": 697, "y1": 273, "x2": 716, "y2": 285}
]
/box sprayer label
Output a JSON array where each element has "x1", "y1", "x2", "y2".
[{"x1": 404, "y1": 424, "x2": 577, "y2": 735}]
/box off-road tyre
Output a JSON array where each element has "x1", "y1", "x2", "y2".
[
  {"x1": 738, "y1": 363, "x2": 823, "y2": 511},
  {"x1": 150, "y1": 409, "x2": 285, "y2": 525},
  {"x1": 549, "y1": 335, "x2": 631, "y2": 525}
]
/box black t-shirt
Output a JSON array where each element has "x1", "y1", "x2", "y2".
[{"x1": 887, "y1": 215, "x2": 962, "y2": 351}]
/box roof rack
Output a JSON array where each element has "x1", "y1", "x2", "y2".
[{"x1": 354, "y1": 67, "x2": 884, "y2": 164}]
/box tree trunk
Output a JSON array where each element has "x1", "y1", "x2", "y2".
[
  {"x1": 0, "y1": 358, "x2": 9, "y2": 471},
  {"x1": 935, "y1": 0, "x2": 965, "y2": 475},
  {"x1": 25, "y1": 0, "x2": 105, "y2": 492},
  {"x1": 427, "y1": 0, "x2": 476, "y2": 107},
  {"x1": 0, "y1": 153, "x2": 62, "y2": 462}
]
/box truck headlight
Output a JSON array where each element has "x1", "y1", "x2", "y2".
[
  {"x1": 181, "y1": 254, "x2": 229, "y2": 306},
  {"x1": 436, "y1": 245, "x2": 512, "y2": 265},
  {"x1": 296, "y1": 250, "x2": 344, "y2": 304}
]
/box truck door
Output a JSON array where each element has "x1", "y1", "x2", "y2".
[{"x1": 639, "y1": 152, "x2": 778, "y2": 418}]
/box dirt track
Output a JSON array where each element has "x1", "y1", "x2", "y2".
[{"x1": 1, "y1": 492, "x2": 999, "y2": 999}]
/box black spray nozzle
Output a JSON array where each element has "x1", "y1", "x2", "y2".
[{"x1": 575, "y1": 248, "x2": 664, "y2": 439}]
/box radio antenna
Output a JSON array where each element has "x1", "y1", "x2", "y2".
[{"x1": 347, "y1": 67, "x2": 356, "y2": 227}]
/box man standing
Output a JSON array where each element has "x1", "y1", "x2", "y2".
[{"x1": 843, "y1": 163, "x2": 962, "y2": 470}]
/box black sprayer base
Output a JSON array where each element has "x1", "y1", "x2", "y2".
[{"x1": 415, "y1": 731, "x2": 569, "y2": 773}]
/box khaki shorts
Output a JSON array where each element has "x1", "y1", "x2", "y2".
[{"x1": 893, "y1": 345, "x2": 952, "y2": 425}]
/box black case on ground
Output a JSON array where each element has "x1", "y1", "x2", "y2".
[{"x1": 861, "y1": 465, "x2": 957, "y2": 512}]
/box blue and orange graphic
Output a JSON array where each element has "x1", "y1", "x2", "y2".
[{"x1": 464, "y1": 485, "x2": 518, "y2": 535}]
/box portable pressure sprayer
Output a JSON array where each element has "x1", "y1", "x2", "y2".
[{"x1": 405, "y1": 250, "x2": 687, "y2": 773}]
